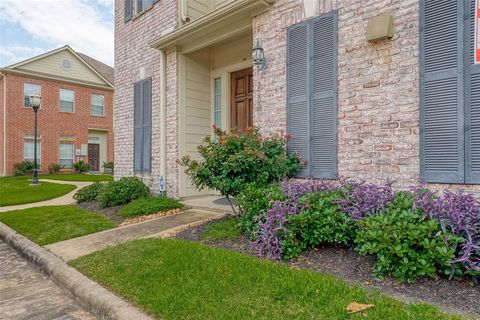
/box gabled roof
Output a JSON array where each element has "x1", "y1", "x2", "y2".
[{"x1": 2, "y1": 45, "x2": 114, "y2": 89}]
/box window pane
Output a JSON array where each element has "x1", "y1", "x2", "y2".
[
  {"x1": 214, "y1": 78, "x2": 222, "y2": 128},
  {"x1": 24, "y1": 141, "x2": 41, "y2": 164},
  {"x1": 59, "y1": 143, "x2": 74, "y2": 169},
  {"x1": 60, "y1": 89, "x2": 74, "y2": 112},
  {"x1": 24, "y1": 83, "x2": 41, "y2": 107},
  {"x1": 91, "y1": 94, "x2": 104, "y2": 116}
]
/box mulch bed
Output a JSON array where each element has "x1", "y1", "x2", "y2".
[
  {"x1": 76, "y1": 201, "x2": 126, "y2": 225},
  {"x1": 174, "y1": 218, "x2": 480, "y2": 319}
]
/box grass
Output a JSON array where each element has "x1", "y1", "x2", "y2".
[
  {"x1": 40, "y1": 174, "x2": 114, "y2": 182},
  {"x1": 118, "y1": 196, "x2": 183, "y2": 217},
  {"x1": 201, "y1": 218, "x2": 242, "y2": 240},
  {"x1": 0, "y1": 177, "x2": 76, "y2": 207},
  {"x1": 71, "y1": 239, "x2": 465, "y2": 320},
  {"x1": 0, "y1": 205, "x2": 114, "y2": 245}
]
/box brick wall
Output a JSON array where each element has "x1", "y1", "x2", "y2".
[
  {"x1": 0, "y1": 75, "x2": 4, "y2": 175},
  {"x1": 253, "y1": 0, "x2": 422, "y2": 188},
  {"x1": 2, "y1": 73, "x2": 113, "y2": 175},
  {"x1": 114, "y1": 0, "x2": 179, "y2": 196}
]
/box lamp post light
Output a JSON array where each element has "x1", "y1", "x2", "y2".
[{"x1": 29, "y1": 93, "x2": 41, "y2": 185}]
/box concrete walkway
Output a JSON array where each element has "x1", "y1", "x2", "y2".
[
  {"x1": 46, "y1": 209, "x2": 222, "y2": 261},
  {"x1": 182, "y1": 196, "x2": 236, "y2": 214},
  {"x1": 0, "y1": 240, "x2": 94, "y2": 320},
  {"x1": 0, "y1": 179, "x2": 92, "y2": 213}
]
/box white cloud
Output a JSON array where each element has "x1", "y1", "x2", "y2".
[
  {"x1": 0, "y1": 0, "x2": 114, "y2": 65},
  {"x1": 0, "y1": 46, "x2": 47, "y2": 65}
]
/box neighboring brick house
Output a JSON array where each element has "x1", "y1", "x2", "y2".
[
  {"x1": 114, "y1": 0, "x2": 480, "y2": 198},
  {"x1": 0, "y1": 46, "x2": 114, "y2": 176}
]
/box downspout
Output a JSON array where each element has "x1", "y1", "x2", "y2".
[
  {"x1": 2, "y1": 72, "x2": 6, "y2": 176},
  {"x1": 180, "y1": 0, "x2": 188, "y2": 23},
  {"x1": 159, "y1": 50, "x2": 167, "y2": 190}
]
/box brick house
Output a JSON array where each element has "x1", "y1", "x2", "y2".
[
  {"x1": 114, "y1": 0, "x2": 479, "y2": 198},
  {"x1": 0, "y1": 46, "x2": 114, "y2": 176}
]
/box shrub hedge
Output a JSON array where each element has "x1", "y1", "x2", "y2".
[{"x1": 238, "y1": 178, "x2": 480, "y2": 283}]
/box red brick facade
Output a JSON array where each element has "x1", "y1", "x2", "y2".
[{"x1": 0, "y1": 72, "x2": 113, "y2": 175}]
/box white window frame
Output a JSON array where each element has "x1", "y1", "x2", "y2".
[
  {"x1": 214, "y1": 77, "x2": 222, "y2": 128},
  {"x1": 59, "y1": 89, "x2": 75, "y2": 113},
  {"x1": 24, "y1": 83, "x2": 41, "y2": 108},
  {"x1": 59, "y1": 142, "x2": 74, "y2": 169},
  {"x1": 91, "y1": 94, "x2": 105, "y2": 116}
]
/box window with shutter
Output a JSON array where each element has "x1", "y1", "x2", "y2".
[
  {"x1": 286, "y1": 12, "x2": 338, "y2": 179},
  {"x1": 133, "y1": 78, "x2": 152, "y2": 172},
  {"x1": 124, "y1": 0, "x2": 132, "y2": 22},
  {"x1": 421, "y1": 0, "x2": 480, "y2": 184}
]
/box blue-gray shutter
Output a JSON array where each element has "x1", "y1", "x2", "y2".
[
  {"x1": 420, "y1": 0, "x2": 464, "y2": 183},
  {"x1": 466, "y1": 0, "x2": 480, "y2": 183},
  {"x1": 124, "y1": 0, "x2": 132, "y2": 22},
  {"x1": 142, "y1": 78, "x2": 152, "y2": 172},
  {"x1": 133, "y1": 82, "x2": 143, "y2": 172},
  {"x1": 287, "y1": 13, "x2": 338, "y2": 179},
  {"x1": 310, "y1": 12, "x2": 338, "y2": 179},
  {"x1": 287, "y1": 21, "x2": 310, "y2": 177}
]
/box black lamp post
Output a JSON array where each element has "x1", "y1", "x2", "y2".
[{"x1": 29, "y1": 93, "x2": 41, "y2": 185}]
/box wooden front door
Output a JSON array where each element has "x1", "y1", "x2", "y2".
[
  {"x1": 88, "y1": 144, "x2": 100, "y2": 171},
  {"x1": 230, "y1": 67, "x2": 253, "y2": 130}
]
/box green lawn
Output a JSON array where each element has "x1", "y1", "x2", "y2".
[
  {"x1": 201, "y1": 218, "x2": 242, "y2": 240},
  {"x1": 71, "y1": 239, "x2": 465, "y2": 320},
  {"x1": 0, "y1": 205, "x2": 114, "y2": 245},
  {"x1": 0, "y1": 177, "x2": 76, "y2": 207},
  {"x1": 40, "y1": 174, "x2": 114, "y2": 182},
  {"x1": 118, "y1": 196, "x2": 183, "y2": 217}
]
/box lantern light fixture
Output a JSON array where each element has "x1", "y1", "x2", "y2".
[{"x1": 252, "y1": 39, "x2": 266, "y2": 70}]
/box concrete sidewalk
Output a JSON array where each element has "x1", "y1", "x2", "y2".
[
  {"x1": 46, "y1": 209, "x2": 223, "y2": 261},
  {"x1": 0, "y1": 179, "x2": 92, "y2": 213}
]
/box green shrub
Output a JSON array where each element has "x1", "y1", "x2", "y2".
[
  {"x1": 73, "y1": 160, "x2": 90, "y2": 173},
  {"x1": 13, "y1": 161, "x2": 35, "y2": 176},
  {"x1": 281, "y1": 191, "x2": 356, "y2": 260},
  {"x1": 118, "y1": 196, "x2": 182, "y2": 217},
  {"x1": 48, "y1": 163, "x2": 63, "y2": 174},
  {"x1": 355, "y1": 194, "x2": 460, "y2": 283},
  {"x1": 201, "y1": 218, "x2": 242, "y2": 240},
  {"x1": 236, "y1": 183, "x2": 284, "y2": 238},
  {"x1": 179, "y1": 127, "x2": 301, "y2": 214},
  {"x1": 74, "y1": 182, "x2": 105, "y2": 203},
  {"x1": 97, "y1": 177, "x2": 150, "y2": 208}
]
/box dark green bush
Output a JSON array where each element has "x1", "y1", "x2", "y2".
[
  {"x1": 236, "y1": 183, "x2": 284, "y2": 238},
  {"x1": 118, "y1": 196, "x2": 182, "y2": 217},
  {"x1": 73, "y1": 160, "x2": 90, "y2": 173},
  {"x1": 281, "y1": 191, "x2": 356, "y2": 260},
  {"x1": 74, "y1": 182, "x2": 105, "y2": 203},
  {"x1": 13, "y1": 161, "x2": 35, "y2": 176},
  {"x1": 97, "y1": 177, "x2": 150, "y2": 208},
  {"x1": 179, "y1": 127, "x2": 301, "y2": 215},
  {"x1": 48, "y1": 163, "x2": 63, "y2": 174},
  {"x1": 103, "y1": 161, "x2": 114, "y2": 174},
  {"x1": 355, "y1": 193, "x2": 460, "y2": 283}
]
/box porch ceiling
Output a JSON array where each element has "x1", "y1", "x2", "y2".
[{"x1": 149, "y1": 0, "x2": 275, "y2": 54}]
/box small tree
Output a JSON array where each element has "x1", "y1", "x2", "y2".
[{"x1": 179, "y1": 126, "x2": 301, "y2": 215}]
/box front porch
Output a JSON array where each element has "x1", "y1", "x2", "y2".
[{"x1": 152, "y1": 0, "x2": 274, "y2": 198}]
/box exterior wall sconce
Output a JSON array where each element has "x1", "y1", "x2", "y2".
[{"x1": 252, "y1": 39, "x2": 267, "y2": 70}]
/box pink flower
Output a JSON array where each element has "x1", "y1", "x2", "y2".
[
  {"x1": 284, "y1": 132, "x2": 292, "y2": 140},
  {"x1": 212, "y1": 124, "x2": 217, "y2": 129}
]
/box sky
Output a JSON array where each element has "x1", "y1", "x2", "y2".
[{"x1": 0, "y1": 0, "x2": 114, "y2": 67}]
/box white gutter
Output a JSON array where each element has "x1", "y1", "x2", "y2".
[{"x1": 159, "y1": 50, "x2": 167, "y2": 187}]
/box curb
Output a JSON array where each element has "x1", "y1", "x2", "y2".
[{"x1": 0, "y1": 222, "x2": 154, "y2": 320}]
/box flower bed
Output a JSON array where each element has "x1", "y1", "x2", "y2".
[{"x1": 238, "y1": 179, "x2": 480, "y2": 284}]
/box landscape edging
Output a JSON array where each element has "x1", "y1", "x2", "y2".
[{"x1": 0, "y1": 222, "x2": 154, "y2": 320}]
